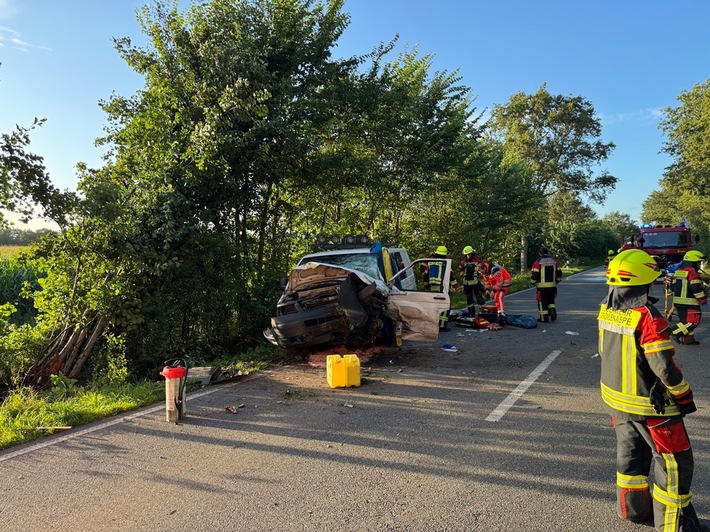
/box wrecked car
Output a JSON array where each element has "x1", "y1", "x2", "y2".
[{"x1": 263, "y1": 251, "x2": 452, "y2": 351}]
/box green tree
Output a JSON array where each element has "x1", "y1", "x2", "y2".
[
  {"x1": 489, "y1": 83, "x2": 617, "y2": 271},
  {"x1": 0, "y1": 118, "x2": 75, "y2": 227},
  {"x1": 599, "y1": 211, "x2": 639, "y2": 238},
  {"x1": 650, "y1": 79, "x2": 710, "y2": 249}
]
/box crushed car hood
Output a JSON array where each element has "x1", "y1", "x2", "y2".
[{"x1": 287, "y1": 262, "x2": 387, "y2": 294}]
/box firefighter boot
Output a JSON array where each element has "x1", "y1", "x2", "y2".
[
  {"x1": 497, "y1": 311, "x2": 506, "y2": 326},
  {"x1": 685, "y1": 334, "x2": 700, "y2": 345},
  {"x1": 537, "y1": 303, "x2": 548, "y2": 323},
  {"x1": 549, "y1": 306, "x2": 557, "y2": 322},
  {"x1": 467, "y1": 305, "x2": 476, "y2": 318}
]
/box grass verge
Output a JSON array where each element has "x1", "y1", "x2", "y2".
[{"x1": 0, "y1": 347, "x2": 277, "y2": 451}]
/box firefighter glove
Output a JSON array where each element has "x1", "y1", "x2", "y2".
[{"x1": 649, "y1": 379, "x2": 670, "y2": 415}]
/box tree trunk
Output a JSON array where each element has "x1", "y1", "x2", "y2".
[
  {"x1": 23, "y1": 310, "x2": 107, "y2": 389},
  {"x1": 520, "y1": 234, "x2": 529, "y2": 274}
]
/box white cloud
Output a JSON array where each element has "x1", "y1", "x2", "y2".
[
  {"x1": 599, "y1": 108, "x2": 664, "y2": 126},
  {"x1": 0, "y1": 25, "x2": 51, "y2": 52}
]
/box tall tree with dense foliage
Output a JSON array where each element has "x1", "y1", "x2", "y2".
[
  {"x1": 91, "y1": 0, "x2": 364, "y2": 367},
  {"x1": 648, "y1": 79, "x2": 710, "y2": 244},
  {"x1": 489, "y1": 83, "x2": 617, "y2": 270}
]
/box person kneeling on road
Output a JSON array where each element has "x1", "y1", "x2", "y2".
[{"x1": 478, "y1": 260, "x2": 511, "y2": 325}]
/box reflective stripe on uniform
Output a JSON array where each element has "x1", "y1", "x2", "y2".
[
  {"x1": 653, "y1": 483, "x2": 692, "y2": 509},
  {"x1": 672, "y1": 270, "x2": 701, "y2": 306},
  {"x1": 642, "y1": 338, "x2": 674, "y2": 355},
  {"x1": 617, "y1": 472, "x2": 649, "y2": 489},
  {"x1": 666, "y1": 380, "x2": 690, "y2": 396},
  {"x1": 600, "y1": 381, "x2": 681, "y2": 417},
  {"x1": 537, "y1": 257, "x2": 558, "y2": 288}
]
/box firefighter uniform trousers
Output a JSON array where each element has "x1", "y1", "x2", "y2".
[
  {"x1": 615, "y1": 418, "x2": 700, "y2": 530},
  {"x1": 536, "y1": 287, "x2": 557, "y2": 322}
]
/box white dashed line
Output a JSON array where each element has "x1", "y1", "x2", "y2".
[{"x1": 485, "y1": 349, "x2": 562, "y2": 422}]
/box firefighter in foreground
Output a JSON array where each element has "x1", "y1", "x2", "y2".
[
  {"x1": 459, "y1": 246, "x2": 486, "y2": 318},
  {"x1": 477, "y1": 260, "x2": 511, "y2": 325},
  {"x1": 530, "y1": 246, "x2": 562, "y2": 323},
  {"x1": 669, "y1": 250, "x2": 708, "y2": 345},
  {"x1": 598, "y1": 249, "x2": 707, "y2": 531}
]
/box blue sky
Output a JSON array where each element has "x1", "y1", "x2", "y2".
[{"x1": 2, "y1": 0, "x2": 709, "y2": 228}]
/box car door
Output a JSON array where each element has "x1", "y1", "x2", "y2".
[{"x1": 385, "y1": 258, "x2": 451, "y2": 341}]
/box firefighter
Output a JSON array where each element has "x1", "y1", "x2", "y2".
[
  {"x1": 599, "y1": 249, "x2": 707, "y2": 531},
  {"x1": 478, "y1": 260, "x2": 511, "y2": 325},
  {"x1": 426, "y1": 245, "x2": 451, "y2": 331},
  {"x1": 606, "y1": 248, "x2": 616, "y2": 266},
  {"x1": 670, "y1": 250, "x2": 708, "y2": 345},
  {"x1": 459, "y1": 246, "x2": 486, "y2": 317},
  {"x1": 530, "y1": 246, "x2": 562, "y2": 323}
]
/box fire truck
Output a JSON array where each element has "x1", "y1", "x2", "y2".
[{"x1": 620, "y1": 220, "x2": 699, "y2": 271}]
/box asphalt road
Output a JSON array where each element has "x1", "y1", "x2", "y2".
[{"x1": 1, "y1": 267, "x2": 708, "y2": 532}]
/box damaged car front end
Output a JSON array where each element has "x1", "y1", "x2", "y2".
[
  {"x1": 263, "y1": 263, "x2": 390, "y2": 350},
  {"x1": 264, "y1": 258, "x2": 452, "y2": 352}
]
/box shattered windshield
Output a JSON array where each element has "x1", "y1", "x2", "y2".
[
  {"x1": 641, "y1": 231, "x2": 688, "y2": 249},
  {"x1": 298, "y1": 253, "x2": 382, "y2": 280}
]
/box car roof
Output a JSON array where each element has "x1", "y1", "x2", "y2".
[{"x1": 300, "y1": 247, "x2": 405, "y2": 260}]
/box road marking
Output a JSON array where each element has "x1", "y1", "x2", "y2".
[
  {"x1": 485, "y1": 349, "x2": 562, "y2": 422},
  {"x1": 0, "y1": 385, "x2": 231, "y2": 463}
]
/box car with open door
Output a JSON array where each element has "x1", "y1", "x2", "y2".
[{"x1": 263, "y1": 253, "x2": 451, "y2": 351}]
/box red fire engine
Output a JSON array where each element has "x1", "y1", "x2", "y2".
[{"x1": 620, "y1": 220, "x2": 699, "y2": 270}]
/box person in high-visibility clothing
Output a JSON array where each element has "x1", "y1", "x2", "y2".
[
  {"x1": 669, "y1": 250, "x2": 707, "y2": 345},
  {"x1": 606, "y1": 248, "x2": 616, "y2": 266},
  {"x1": 477, "y1": 260, "x2": 511, "y2": 325},
  {"x1": 599, "y1": 249, "x2": 707, "y2": 531},
  {"x1": 459, "y1": 246, "x2": 486, "y2": 318},
  {"x1": 425, "y1": 245, "x2": 451, "y2": 331},
  {"x1": 530, "y1": 246, "x2": 563, "y2": 323}
]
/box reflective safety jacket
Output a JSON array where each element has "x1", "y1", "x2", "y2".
[
  {"x1": 672, "y1": 264, "x2": 707, "y2": 307},
  {"x1": 598, "y1": 301, "x2": 691, "y2": 421},
  {"x1": 483, "y1": 263, "x2": 511, "y2": 292},
  {"x1": 530, "y1": 255, "x2": 562, "y2": 288},
  {"x1": 459, "y1": 256, "x2": 484, "y2": 285},
  {"x1": 427, "y1": 255, "x2": 446, "y2": 287}
]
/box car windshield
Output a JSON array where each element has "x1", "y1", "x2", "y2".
[
  {"x1": 642, "y1": 231, "x2": 688, "y2": 249},
  {"x1": 298, "y1": 253, "x2": 382, "y2": 280}
]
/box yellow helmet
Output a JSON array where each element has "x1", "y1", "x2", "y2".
[
  {"x1": 463, "y1": 245, "x2": 474, "y2": 255},
  {"x1": 606, "y1": 249, "x2": 660, "y2": 286},
  {"x1": 435, "y1": 245, "x2": 448, "y2": 255},
  {"x1": 607, "y1": 249, "x2": 615, "y2": 256},
  {"x1": 683, "y1": 250, "x2": 706, "y2": 262}
]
